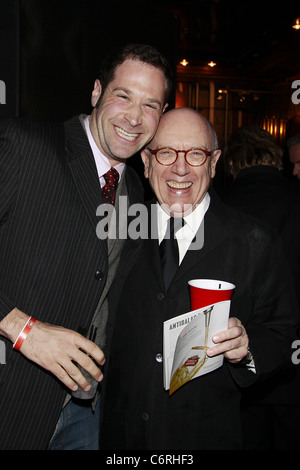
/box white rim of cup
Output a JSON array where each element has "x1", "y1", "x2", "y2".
[{"x1": 188, "y1": 279, "x2": 236, "y2": 290}]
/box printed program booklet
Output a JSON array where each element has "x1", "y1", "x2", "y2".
[{"x1": 163, "y1": 300, "x2": 231, "y2": 395}]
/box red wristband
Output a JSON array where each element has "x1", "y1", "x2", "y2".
[{"x1": 13, "y1": 317, "x2": 36, "y2": 351}]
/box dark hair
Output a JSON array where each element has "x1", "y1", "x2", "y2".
[
  {"x1": 224, "y1": 126, "x2": 283, "y2": 177},
  {"x1": 96, "y1": 43, "x2": 173, "y2": 105},
  {"x1": 287, "y1": 132, "x2": 300, "y2": 150}
]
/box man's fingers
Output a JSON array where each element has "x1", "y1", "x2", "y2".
[
  {"x1": 206, "y1": 317, "x2": 248, "y2": 361},
  {"x1": 76, "y1": 337, "x2": 106, "y2": 366},
  {"x1": 224, "y1": 347, "x2": 246, "y2": 363},
  {"x1": 54, "y1": 340, "x2": 104, "y2": 390},
  {"x1": 47, "y1": 349, "x2": 104, "y2": 392},
  {"x1": 20, "y1": 322, "x2": 105, "y2": 390},
  {"x1": 52, "y1": 363, "x2": 81, "y2": 391},
  {"x1": 72, "y1": 348, "x2": 104, "y2": 381}
]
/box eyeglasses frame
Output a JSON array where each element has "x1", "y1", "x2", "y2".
[{"x1": 148, "y1": 147, "x2": 216, "y2": 167}]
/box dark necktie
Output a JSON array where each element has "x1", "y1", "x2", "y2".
[
  {"x1": 160, "y1": 217, "x2": 184, "y2": 289},
  {"x1": 102, "y1": 167, "x2": 119, "y2": 205}
]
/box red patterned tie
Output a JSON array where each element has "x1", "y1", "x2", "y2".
[{"x1": 102, "y1": 167, "x2": 119, "y2": 205}]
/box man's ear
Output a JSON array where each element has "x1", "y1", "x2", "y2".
[
  {"x1": 141, "y1": 149, "x2": 150, "y2": 179},
  {"x1": 210, "y1": 149, "x2": 221, "y2": 179},
  {"x1": 91, "y1": 79, "x2": 102, "y2": 108}
]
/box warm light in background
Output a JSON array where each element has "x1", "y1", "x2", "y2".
[
  {"x1": 216, "y1": 89, "x2": 227, "y2": 100},
  {"x1": 263, "y1": 117, "x2": 287, "y2": 146},
  {"x1": 180, "y1": 59, "x2": 189, "y2": 66},
  {"x1": 293, "y1": 18, "x2": 300, "y2": 30},
  {"x1": 208, "y1": 61, "x2": 216, "y2": 67}
]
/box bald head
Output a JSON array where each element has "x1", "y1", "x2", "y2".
[{"x1": 151, "y1": 107, "x2": 218, "y2": 151}]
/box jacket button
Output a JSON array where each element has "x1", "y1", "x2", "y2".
[
  {"x1": 155, "y1": 353, "x2": 163, "y2": 363},
  {"x1": 142, "y1": 412, "x2": 150, "y2": 421},
  {"x1": 94, "y1": 270, "x2": 103, "y2": 280},
  {"x1": 157, "y1": 292, "x2": 164, "y2": 301}
]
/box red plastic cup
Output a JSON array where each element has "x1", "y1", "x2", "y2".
[{"x1": 188, "y1": 279, "x2": 235, "y2": 311}]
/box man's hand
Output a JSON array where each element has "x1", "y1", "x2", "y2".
[
  {"x1": 0, "y1": 309, "x2": 105, "y2": 391},
  {"x1": 206, "y1": 317, "x2": 249, "y2": 363}
]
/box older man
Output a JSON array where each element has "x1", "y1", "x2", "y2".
[{"x1": 100, "y1": 108, "x2": 298, "y2": 450}]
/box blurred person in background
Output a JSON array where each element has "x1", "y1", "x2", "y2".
[
  {"x1": 287, "y1": 132, "x2": 300, "y2": 180},
  {"x1": 223, "y1": 125, "x2": 300, "y2": 449}
]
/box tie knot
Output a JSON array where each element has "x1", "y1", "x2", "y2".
[
  {"x1": 102, "y1": 167, "x2": 119, "y2": 205},
  {"x1": 103, "y1": 167, "x2": 119, "y2": 187}
]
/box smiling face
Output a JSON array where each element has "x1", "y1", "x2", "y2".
[
  {"x1": 141, "y1": 108, "x2": 221, "y2": 216},
  {"x1": 89, "y1": 59, "x2": 167, "y2": 166}
]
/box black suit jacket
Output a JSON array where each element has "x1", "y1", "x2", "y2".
[
  {"x1": 101, "y1": 190, "x2": 298, "y2": 450},
  {"x1": 0, "y1": 116, "x2": 143, "y2": 449}
]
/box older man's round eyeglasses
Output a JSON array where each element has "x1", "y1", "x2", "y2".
[{"x1": 149, "y1": 147, "x2": 215, "y2": 167}]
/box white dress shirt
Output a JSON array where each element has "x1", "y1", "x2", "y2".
[
  {"x1": 83, "y1": 116, "x2": 125, "y2": 185},
  {"x1": 157, "y1": 193, "x2": 210, "y2": 264}
]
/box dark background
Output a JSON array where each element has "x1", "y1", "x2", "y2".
[
  {"x1": 1, "y1": 0, "x2": 300, "y2": 184},
  {"x1": 0, "y1": 0, "x2": 178, "y2": 120}
]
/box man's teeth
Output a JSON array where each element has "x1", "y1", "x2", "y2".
[
  {"x1": 115, "y1": 126, "x2": 139, "y2": 141},
  {"x1": 167, "y1": 181, "x2": 192, "y2": 189}
]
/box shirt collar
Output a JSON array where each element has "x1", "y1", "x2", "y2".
[
  {"x1": 83, "y1": 115, "x2": 125, "y2": 182},
  {"x1": 157, "y1": 193, "x2": 210, "y2": 242}
]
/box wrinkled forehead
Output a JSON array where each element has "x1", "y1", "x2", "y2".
[{"x1": 150, "y1": 111, "x2": 213, "y2": 150}]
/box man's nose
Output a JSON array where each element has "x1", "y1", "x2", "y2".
[
  {"x1": 172, "y1": 151, "x2": 190, "y2": 175},
  {"x1": 124, "y1": 104, "x2": 142, "y2": 127}
]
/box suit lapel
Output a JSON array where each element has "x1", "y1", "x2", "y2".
[{"x1": 64, "y1": 116, "x2": 107, "y2": 254}]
